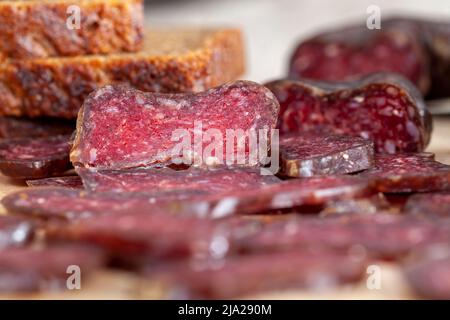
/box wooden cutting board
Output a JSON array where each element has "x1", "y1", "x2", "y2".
[{"x1": 0, "y1": 116, "x2": 449, "y2": 300}]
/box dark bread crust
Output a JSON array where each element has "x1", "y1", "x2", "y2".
[
  {"x1": 0, "y1": 28, "x2": 245, "y2": 118},
  {"x1": 0, "y1": 0, "x2": 144, "y2": 60}
]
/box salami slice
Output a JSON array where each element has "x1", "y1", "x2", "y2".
[
  {"x1": 143, "y1": 248, "x2": 367, "y2": 299},
  {"x1": 70, "y1": 81, "x2": 280, "y2": 170},
  {"x1": 266, "y1": 73, "x2": 431, "y2": 154},
  {"x1": 405, "y1": 244, "x2": 450, "y2": 299},
  {"x1": 0, "y1": 135, "x2": 72, "y2": 179},
  {"x1": 279, "y1": 133, "x2": 374, "y2": 177},
  {"x1": 359, "y1": 153, "x2": 450, "y2": 193},
  {"x1": 0, "y1": 245, "x2": 104, "y2": 292},
  {"x1": 289, "y1": 24, "x2": 430, "y2": 94},
  {"x1": 1, "y1": 188, "x2": 211, "y2": 220},
  {"x1": 0, "y1": 117, "x2": 75, "y2": 139},
  {"x1": 404, "y1": 192, "x2": 450, "y2": 219},
  {"x1": 26, "y1": 176, "x2": 83, "y2": 189},
  {"x1": 236, "y1": 213, "x2": 450, "y2": 259},
  {"x1": 2, "y1": 176, "x2": 371, "y2": 220},
  {"x1": 46, "y1": 211, "x2": 246, "y2": 264},
  {"x1": 0, "y1": 216, "x2": 34, "y2": 248},
  {"x1": 77, "y1": 166, "x2": 280, "y2": 193}
]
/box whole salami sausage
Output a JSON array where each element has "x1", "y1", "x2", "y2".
[
  {"x1": 266, "y1": 73, "x2": 431, "y2": 154},
  {"x1": 0, "y1": 135, "x2": 72, "y2": 179},
  {"x1": 71, "y1": 81, "x2": 280, "y2": 170},
  {"x1": 289, "y1": 22, "x2": 429, "y2": 94},
  {"x1": 279, "y1": 133, "x2": 374, "y2": 177}
]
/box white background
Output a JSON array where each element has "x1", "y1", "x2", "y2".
[{"x1": 146, "y1": 0, "x2": 450, "y2": 82}]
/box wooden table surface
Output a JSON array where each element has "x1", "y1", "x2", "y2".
[{"x1": 0, "y1": 115, "x2": 449, "y2": 300}]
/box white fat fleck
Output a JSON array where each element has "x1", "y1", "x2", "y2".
[
  {"x1": 271, "y1": 193, "x2": 294, "y2": 208},
  {"x1": 93, "y1": 86, "x2": 113, "y2": 99},
  {"x1": 209, "y1": 236, "x2": 230, "y2": 259},
  {"x1": 136, "y1": 96, "x2": 145, "y2": 105},
  {"x1": 343, "y1": 153, "x2": 349, "y2": 160},
  {"x1": 106, "y1": 106, "x2": 119, "y2": 113},
  {"x1": 353, "y1": 96, "x2": 364, "y2": 103},
  {"x1": 299, "y1": 160, "x2": 313, "y2": 177},
  {"x1": 360, "y1": 132, "x2": 370, "y2": 139},
  {"x1": 406, "y1": 121, "x2": 420, "y2": 141},
  {"x1": 11, "y1": 224, "x2": 30, "y2": 243},
  {"x1": 144, "y1": 104, "x2": 153, "y2": 110},
  {"x1": 205, "y1": 156, "x2": 221, "y2": 166},
  {"x1": 89, "y1": 148, "x2": 97, "y2": 162},
  {"x1": 384, "y1": 140, "x2": 396, "y2": 154},
  {"x1": 155, "y1": 113, "x2": 165, "y2": 120},
  {"x1": 211, "y1": 197, "x2": 238, "y2": 219}
]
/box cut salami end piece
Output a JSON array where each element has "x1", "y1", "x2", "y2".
[
  {"x1": 359, "y1": 153, "x2": 450, "y2": 193},
  {"x1": 143, "y1": 248, "x2": 368, "y2": 299},
  {"x1": 0, "y1": 117, "x2": 75, "y2": 139},
  {"x1": 279, "y1": 133, "x2": 374, "y2": 177},
  {"x1": 26, "y1": 176, "x2": 83, "y2": 189},
  {"x1": 289, "y1": 24, "x2": 430, "y2": 94},
  {"x1": 71, "y1": 81, "x2": 280, "y2": 170},
  {"x1": 404, "y1": 192, "x2": 450, "y2": 219},
  {"x1": 0, "y1": 245, "x2": 104, "y2": 293},
  {"x1": 0, "y1": 135, "x2": 72, "y2": 179},
  {"x1": 77, "y1": 166, "x2": 281, "y2": 193},
  {"x1": 266, "y1": 73, "x2": 431, "y2": 154},
  {"x1": 0, "y1": 216, "x2": 35, "y2": 248},
  {"x1": 236, "y1": 213, "x2": 450, "y2": 259}
]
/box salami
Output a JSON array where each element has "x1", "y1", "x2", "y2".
[
  {"x1": 2, "y1": 176, "x2": 371, "y2": 220},
  {"x1": 70, "y1": 81, "x2": 279, "y2": 170},
  {"x1": 0, "y1": 245, "x2": 104, "y2": 292},
  {"x1": 26, "y1": 176, "x2": 83, "y2": 189},
  {"x1": 320, "y1": 194, "x2": 393, "y2": 216},
  {"x1": 404, "y1": 192, "x2": 450, "y2": 219},
  {"x1": 279, "y1": 133, "x2": 374, "y2": 177},
  {"x1": 0, "y1": 216, "x2": 34, "y2": 248},
  {"x1": 77, "y1": 166, "x2": 281, "y2": 193},
  {"x1": 0, "y1": 135, "x2": 72, "y2": 179},
  {"x1": 266, "y1": 73, "x2": 431, "y2": 154},
  {"x1": 143, "y1": 248, "x2": 367, "y2": 299},
  {"x1": 0, "y1": 117, "x2": 75, "y2": 140},
  {"x1": 236, "y1": 213, "x2": 450, "y2": 259},
  {"x1": 1, "y1": 188, "x2": 211, "y2": 220},
  {"x1": 46, "y1": 211, "x2": 246, "y2": 263},
  {"x1": 360, "y1": 153, "x2": 450, "y2": 193},
  {"x1": 405, "y1": 245, "x2": 450, "y2": 299},
  {"x1": 289, "y1": 23, "x2": 430, "y2": 94}
]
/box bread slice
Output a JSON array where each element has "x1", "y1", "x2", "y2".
[
  {"x1": 0, "y1": 28, "x2": 245, "y2": 118},
  {"x1": 0, "y1": 0, "x2": 144, "y2": 60}
]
